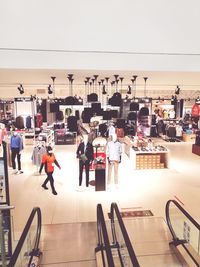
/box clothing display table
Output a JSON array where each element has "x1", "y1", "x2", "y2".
[{"x1": 130, "y1": 146, "x2": 169, "y2": 169}]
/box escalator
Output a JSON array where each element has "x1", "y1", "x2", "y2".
[
  {"x1": 96, "y1": 201, "x2": 200, "y2": 267},
  {"x1": 5, "y1": 199, "x2": 200, "y2": 266},
  {"x1": 8, "y1": 207, "x2": 42, "y2": 267}
]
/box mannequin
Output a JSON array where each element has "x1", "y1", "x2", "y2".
[
  {"x1": 76, "y1": 134, "x2": 94, "y2": 189},
  {"x1": 106, "y1": 134, "x2": 122, "y2": 187},
  {"x1": 10, "y1": 131, "x2": 23, "y2": 174}
]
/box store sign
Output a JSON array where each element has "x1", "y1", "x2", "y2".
[{"x1": 14, "y1": 97, "x2": 33, "y2": 102}]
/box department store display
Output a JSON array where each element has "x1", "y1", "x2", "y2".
[
  {"x1": 54, "y1": 129, "x2": 76, "y2": 145},
  {"x1": 32, "y1": 143, "x2": 47, "y2": 168},
  {"x1": 38, "y1": 130, "x2": 54, "y2": 147},
  {"x1": 124, "y1": 136, "x2": 169, "y2": 169},
  {"x1": 10, "y1": 132, "x2": 24, "y2": 173}
]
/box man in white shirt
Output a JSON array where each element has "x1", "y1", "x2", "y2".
[{"x1": 106, "y1": 134, "x2": 122, "y2": 186}]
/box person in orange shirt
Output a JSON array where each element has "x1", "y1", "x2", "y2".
[{"x1": 39, "y1": 146, "x2": 61, "y2": 195}]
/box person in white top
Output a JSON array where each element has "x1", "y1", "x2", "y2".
[{"x1": 106, "y1": 134, "x2": 122, "y2": 186}]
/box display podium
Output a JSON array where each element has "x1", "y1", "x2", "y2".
[{"x1": 95, "y1": 165, "x2": 106, "y2": 191}]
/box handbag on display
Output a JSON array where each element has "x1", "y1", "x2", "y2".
[{"x1": 80, "y1": 154, "x2": 88, "y2": 163}]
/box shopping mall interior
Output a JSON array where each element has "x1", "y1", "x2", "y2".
[{"x1": 1, "y1": 1, "x2": 200, "y2": 266}]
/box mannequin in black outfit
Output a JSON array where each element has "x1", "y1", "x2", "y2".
[{"x1": 76, "y1": 134, "x2": 94, "y2": 188}]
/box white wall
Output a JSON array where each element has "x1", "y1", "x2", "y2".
[{"x1": 0, "y1": 0, "x2": 200, "y2": 71}]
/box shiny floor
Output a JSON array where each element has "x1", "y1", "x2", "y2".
[{"x1": 8, "y1": 140, "x2": 200, "y2": 266}]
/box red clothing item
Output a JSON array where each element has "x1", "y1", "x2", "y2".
[{"x1": 41, "y1": 153, "x2": 56, "y2": 173}]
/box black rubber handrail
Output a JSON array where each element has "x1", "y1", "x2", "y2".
[
  {"x1": 166, "y1": 199, "x2": 200, "y2": 266},
  {"x1": 8, "y1": 207, "x2": 42, "y2": 267},
  {"x1": 97, "y1": 204, "x2": 115, "y2": 267},
  {"x1": 110, "y1": 203, "x2": 140, "y2": 267}
]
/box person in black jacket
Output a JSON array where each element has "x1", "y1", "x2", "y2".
[{"x1": 76, "y1": 134, "x2": 94, "y2": 189}]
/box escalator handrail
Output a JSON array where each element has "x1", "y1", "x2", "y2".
[
  {"x1": 166, "y1": 199, "x2": 200, "y2": 266},
  {"x1": 110, "y1": 203, "x2": 140, "y2": 267},
  {"x1": 97, "y1": 204, "x2": 115, "y2": 267},
  {"x1": 8, "y1": 207, "x2": 42, "y2": 267},
  {"x1": 166, "y1": 199, "x2": 200, "y2": 240}
]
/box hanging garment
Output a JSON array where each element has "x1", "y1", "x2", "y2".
[
  {"x1": 67, "y1": 116, "x2": 78, "y2": 132},
  {"x1": 35, "y1": 113, "x2": 43, "y2": 128},
  {"x1": 75, "y1": 110, "x2": 80, "y2": 120},
  {"x1": 167, "y1": 126, "x2": 176, "y2": 138},
  {"x1": 128, "y1": 112, "x2": 137, "y2": 121},
  {"x1": 168, "y1": 110, "x2": 175, "y2": 119},
  {"x1": 65, "y1": 108, "x2": 72, "y2": 117},
  {"x1": 130, "y1": 102, "x2": 139, "y2": 111},
  {"x1": 56, "y1": 111, "x2": 64, "y2": 121},
  {"x1": 176, "y1": 125, "x2": 183, "y2": 137},
  {"x1": 116, "y1": 128, "x2": 125, "y2": 138},
  {"x1": 139, "y1": 107, "x2": 149, "y2": 116},
  {"x1": 26, "y1": 116, "x2": 32, "y2": 129},
  {"x1": 99, "y1": 123, "x2": 108, "y2": 137},
  {"x1": 108, "y1": 125, "x2": 116, "y2": 137},
  {"x1": 15, "y1": 116, "x2": 24, "y2": 129},
  {"x1": 87, "y1": 93, "x2": 98, "y2": 102},
  {"x1": 192, "y1": 103, "x2": 200, "y2": 117},
  {"x1": 32, "y1": 146, "x2": 47, "y2": 167}
]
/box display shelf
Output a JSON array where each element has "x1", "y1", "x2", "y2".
[{"x1": 130, "y1": 148, "x2": 169, "y2": 169}]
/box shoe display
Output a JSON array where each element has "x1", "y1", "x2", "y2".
[{"x1": 42, "y1": 184, "x2": 48, "y2": 190}]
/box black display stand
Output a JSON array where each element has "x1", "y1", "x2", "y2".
[{"x1": 95, "y1": 167, "x2": 106, "y2": 191}]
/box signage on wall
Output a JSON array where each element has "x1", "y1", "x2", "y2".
[{"x1": 14, "y1": 97, "x2": 34, "y2": 102}]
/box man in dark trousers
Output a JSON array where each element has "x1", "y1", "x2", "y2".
[
  {"x1": 76, "y1": 134, "x2": 94, "y2": 190},
  {"x1": 39, "y1": 146, "x2": 61, "y2": 195}
]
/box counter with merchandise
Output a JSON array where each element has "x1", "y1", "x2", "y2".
[{"x1": 124, "y1": 136, "x2": 169, "y2": 169}]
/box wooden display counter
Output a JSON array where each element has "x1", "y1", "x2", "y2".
[
  {"x1": 182, "y1": 133, "x2": 196, "y2": 142},
  {"x1": 192, "y1": 144, "x2": 200, "y2": 156},
  {"x1": 130, "y1": 148, "x2": 169, "y2": 170}
]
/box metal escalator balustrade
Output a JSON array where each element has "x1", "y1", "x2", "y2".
[
  {"x1": 8, "y1": 207, "x2": 42, "y2": 267},
  {"x1": 96, "y1": 203, "x2": 115, "y2": 267},
  {"x1": 166, "y1": 199, "x2": 200, "y2": 266},
  {"x1": 110, "y1": 203, "x2": 140, "y2": 267},
  {"x1": 96, "y1": 203, "x2": 140, "y2": 267}
]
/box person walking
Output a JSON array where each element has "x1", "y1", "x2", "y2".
[
  {"x1": 39, "y1": 146, "x2": 61, "y2": 195},
  {"x1": 76, "y1": 134, "x2": 94, "y2": 190}
]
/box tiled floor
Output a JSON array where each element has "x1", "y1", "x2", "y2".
[{"x1": 8, "y1": 140, "x2": 200, "y2": 266}]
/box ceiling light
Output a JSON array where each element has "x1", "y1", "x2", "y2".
[
  {"x1": 48, "y1": 85, "x2": 53, "y2": 94},
  {"x1": 175, "y1": 85, "x2": 180, "y2": 95},
  {"x1": 127, "y1": 85, "x2": 131, "y2": 94},
  {"x1": 102, "y1": 85, "x2": 107, "y2": 95},
  {"x1": 17, "y1": 84, "x2": 24, "y2": 94}
]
